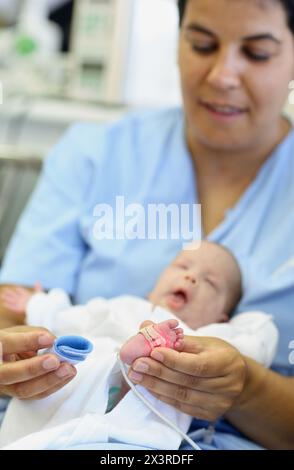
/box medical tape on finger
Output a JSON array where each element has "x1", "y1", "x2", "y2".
[{"x1": 139, "y1": 325, "x2": 167, "y2": 351}]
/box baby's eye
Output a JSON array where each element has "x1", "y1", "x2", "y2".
[
  {"x1": 175, "y1": 262, "x2": 188, "y2": 270},
  {"x1": 205, "y1": 277, "x2": 216, "y2": 287}
]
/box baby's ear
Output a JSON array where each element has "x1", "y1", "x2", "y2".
[{"x1": 220, "y1": 313, "x2": 230, "y2": 323}]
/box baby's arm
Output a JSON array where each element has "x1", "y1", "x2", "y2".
[
  {"x1": 25, "y1": 288, "x2": 73, "y2": 334},
  {"x1": 26, "y1": 289, "x2": 116, "y2": 338}
]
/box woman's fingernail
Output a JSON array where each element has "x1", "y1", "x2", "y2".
[
  {"x1": 133, "y1": 361, "x2": 149, "y2": 373},
  {"x1": 38, "y1": 334, "x2": 54, "y2": 347},
  {"x1": 151, "y1": 350, "x2": 164, "y2": 362},
  {"x1": 42, "y1": 357, "x2": 60, "y2": 370},
  {"x1": 55, "y1": 365, "x2": 75, "y2": 379},
  {"x1": 129, "y1": 371, "x2": 143, "y2": 382}
]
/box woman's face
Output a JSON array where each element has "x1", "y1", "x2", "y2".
[{"x1": 178, "y1": 0, "x2": 294, "y2": 151}]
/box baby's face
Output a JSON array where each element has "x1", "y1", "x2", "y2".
[{"x1": 149, "y1": 242, "x2": 239, "y2": 329}]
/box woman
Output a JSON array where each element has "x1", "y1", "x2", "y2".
[{"x1": 0, "y1": 0, "x2": 294, "y2": 449}]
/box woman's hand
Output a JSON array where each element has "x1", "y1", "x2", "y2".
[
  {"x1": 0, "y1": 326, "x2": 76, "y2": 399},
  {"x1": 128, "y1": 335, "x2": 247, "y2": 421}
]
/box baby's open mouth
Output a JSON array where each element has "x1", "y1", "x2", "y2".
[{"x1": 166, "y1": 289, "x2": 188, "y2": 311}]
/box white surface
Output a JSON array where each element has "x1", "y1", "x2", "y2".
[{"x1": 126, "y1": 0, "x2": 181, "y2": 106}]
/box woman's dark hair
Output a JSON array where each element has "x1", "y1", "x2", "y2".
[{"x1": 177, "y1": 0, "x2": 294, "y2": 34}]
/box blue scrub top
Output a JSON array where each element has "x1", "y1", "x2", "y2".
[{"x1": 1, "y1": 107, "x2": 294, "y2": 376}]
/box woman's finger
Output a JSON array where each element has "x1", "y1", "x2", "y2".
[
  {"x1": 0, "y1": 330, "x2": 54, "y2": 355},
  {"x1": 149, "y1": 346, "x2": 232, "y2": 378},
  {"x1": 0, "y1": 354, "x2": 61, "y2": 385},
  {"x1": 29, "y1": 375, "x2": 76, "y2": 400},
  {"x1": 7, "y1": 363, "x2": 77, "y2": 399},
  {"x1": 130, "y1": 356, "x2": 234, "y2": 393},
  {"x1": 18, "y1": 351, "x2": 38, "y2": 359},
  {"x1": 129, "y1": 366, "x2": 222, "y2": 409}
]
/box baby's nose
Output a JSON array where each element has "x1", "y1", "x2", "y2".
[{"x1": 184, "y1": 274, "x2": 196, "y2": 284}]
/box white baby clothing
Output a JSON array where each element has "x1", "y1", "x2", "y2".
[{"x1": 0, "y1": 292, "x2": 278, "y2": 450}]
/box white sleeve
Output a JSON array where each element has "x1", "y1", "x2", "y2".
[
  {"x1": 26, "y1": 293, "x2": 150, "y2": 342},
  {"x1": 194, "y1": 311, "x2": 279, "y2": 368},
  {"x1": 26, "y1": 289, "x2": 72, "y2": 333},
  {"x1": 26, "y1": 289, "x2": 111, "y2": 337}
]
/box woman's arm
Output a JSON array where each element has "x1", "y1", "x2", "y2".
[
  {"x1": 226, "y1": 357, "x2": 294, "y2": 449},
  {"x1": 128, "y1": 336, "x2": 294, "y2": 449}
]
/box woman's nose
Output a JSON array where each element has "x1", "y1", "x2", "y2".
[{"x1": 206, "y1": 49, "x2": 241, "y2": 91}]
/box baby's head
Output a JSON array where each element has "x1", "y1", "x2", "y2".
[{"x1": 149, "y1": 241, "x2": 242, "y2": 330}]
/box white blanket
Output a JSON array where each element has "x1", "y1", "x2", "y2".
[{"x1": 0, "y1": 293, "x2": 279, "y2": 450}]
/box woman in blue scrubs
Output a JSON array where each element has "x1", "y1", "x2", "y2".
[{"x1": 0, "y1": 0, "x2": 294, "y2": 449}]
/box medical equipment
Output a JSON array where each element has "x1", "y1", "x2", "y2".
[
  {"x1": 139, "y1": 324, "x2": 172, "y2": 348},
  {"x1": 0, "y1": 97, "x2": 126, "y2": 262},
  {"x1": 69, "y1": 0, "x2": 134, "y2": 103},
  {"x1": 0, "y1": 152, "x2": 41, "y2": 262},
  {"x1": 16, "y1": 0, "x2": 61, "y2": 57},
  {"x1": 118, "y1": 354, "x2": 203, "y2": 451},
  {"x1": 44, "y1": 332, "x2": 202, "y2": 449},
  {"x1": 48, "y1": 335, "x2": 93, "y2": 365}
]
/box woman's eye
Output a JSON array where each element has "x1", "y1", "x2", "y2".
[
  {"x1": 243, "y1": 48, "x2": 270, "y2": 62},
  {"x1": 191, "y1": 44, "x2": 217, "y2": 54}
]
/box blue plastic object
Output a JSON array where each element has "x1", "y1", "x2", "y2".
[{"x1": 49, "y1": 335, "x2": 93, "y2": 365}]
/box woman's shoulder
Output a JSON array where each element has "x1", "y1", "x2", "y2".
[
  {"x1": 67, "y1": 106, "x2": 184, "y2": 147},
  {"x1": 61, "y1": 107, "x2": 186, "y2": 175}
]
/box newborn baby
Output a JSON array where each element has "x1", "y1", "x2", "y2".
[
  {"x1": 1, "y1": 241, "x2": 242, "y2": 366},
  {"x1": 0, "y1": 241, "x2": 278, "y2": 450},
  {"x1": 120, "y1": 241, "x2": 242, "y2": 363}
]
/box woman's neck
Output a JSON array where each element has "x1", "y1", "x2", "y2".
[
  {"x1": 186, "y1": 116, "x2": 292, "y2": 236},
  {"x1": 187, "y1": 117, "x2": 291, "y2": 184}
]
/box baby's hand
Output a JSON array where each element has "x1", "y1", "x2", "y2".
[{"x1": 0, "y1": 282, "x2": 42, "y2": 314}]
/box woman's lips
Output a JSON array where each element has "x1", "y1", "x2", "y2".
[{"x1": 199, "y1": 100, "x2": 248, "y2": 122}]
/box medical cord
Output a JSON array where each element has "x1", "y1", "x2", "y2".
[
  {"x1": 202, "y1": 423, "x2": 215, "y2": 445},
  {"x1": 117, "y1": 354, "x2": 202, "y2": 451}
]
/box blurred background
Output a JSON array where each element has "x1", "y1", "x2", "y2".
[
  {"x1": 0, "y1": 0, "x2": 293, "y2": 262},
  {"x1": 0, "y1": 0, "x2": 181, "y2": 262}
]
